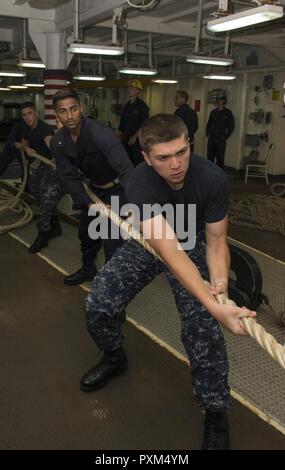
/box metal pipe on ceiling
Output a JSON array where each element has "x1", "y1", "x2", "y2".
[
  {"x1": 224, "y1": 32, "x2": 230, "y2": 55},
  {"x1": 22, "y1": 18, "x2": 27, "y2": 60},
  {"x1": 123, "y1": 30, "x2": 128, "y2": 66},
  {"x1": 73, "y1": 0, "x2": 79, "y2": 42},
  {"x1": 194, "y1": 0, "x2": 204, "y2": 54},
  {"x1": 148, "y1": 32, "x2": 153, "y2": 68}
]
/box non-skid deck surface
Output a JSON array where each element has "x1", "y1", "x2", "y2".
[
  {"x1": 5, "y1": 216, "x2": 285, "y2": 434},
  {"x1": 0, "y1": 234, "x2": 284, "y2": 449}
]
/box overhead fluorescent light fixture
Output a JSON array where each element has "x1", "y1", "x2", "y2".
[
  {"x1": 73, "y1": 75, "x2": 106, "y2": 81},
  {"x1": 0, "y1": 87, "x2": 11, "y2": 91},
  {"x1": 18, "y1": 59, "x2": 45, "y2": 69},
  {"x1": 0, "y1": 71, "x2": 26, "y2": 77},
  {"x1": 152, "y1": 78, "x2": 178, "y2": 84},
  {"x1": 203, "y1": 74, "x2": 236, "y2": 80},
  {"x1": 187, "y1": 54, "x2": 233, "y2": 66},
  {"x1": 24, "y1": 83, "x2": 45, "y2": 88},
  {"x1": 119, "y1": 66, "x2": 157, "y2": 76},
  {"x1": 207, "y1": 4, "x2": 284, "y2": 33},
  {"x1": 67, "y1": 43, "x2": 124, "y2": 56},
  {"x1": 8, "y1": 85, "x2": 28, "y2": 89}
]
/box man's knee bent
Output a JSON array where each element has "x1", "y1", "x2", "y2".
[
  {"x1": 85, "y1": 293, "x2": 108, "y2": 324},
  {"x1": 84, "y1": 276, "x2": 124, "y2": 320}
]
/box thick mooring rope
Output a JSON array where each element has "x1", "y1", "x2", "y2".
[
  {"x1": 83, "y1": 187, "x2": 285, "y2": 371},
  {"x1": 215, "y1": 293, "x2": 285, "y2": 369},
  {"x1": 14, "y1": 147, "x2": 285, "y2": 370},
  {"x1": 0, "y1": 149, "x2": 33, "y2": 234},
  {"x1": 228, "y1": 194, "x2": 285, "y2": 237}
]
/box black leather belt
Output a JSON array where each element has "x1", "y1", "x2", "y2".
[{"x1": 92, "y1": 177, "x2": 119, "y2": 190}]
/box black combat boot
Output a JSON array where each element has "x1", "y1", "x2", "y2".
[
  {"x1": 80, "y1": 348, "x2": 128, "y2": 392},
  {"x1": 29, "y1": 232, "x2": 49, "y2": 254},
  {"x1": 201, "y1": 410, "x2": 230, "y2": 450},
  {"x1": 64, "y1": 264, "x2": 97, "y2": 285},
  {"x1": 47, "y1": 216, "x2": 62, "y2": 239}
]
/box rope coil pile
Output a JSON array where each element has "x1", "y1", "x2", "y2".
[
  {"x1": 0, "y1": 151, "x2": 33, "y2": 234},
  {"x1": 228, "y1": 194, "x2": 285, "y2": 236}
]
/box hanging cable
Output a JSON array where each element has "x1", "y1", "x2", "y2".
[
  {"x1": 0, "y1": 150, "x2": 33, "y2": 234},
  {"x1": 126, "y1": 0, "x2": 161, "y2": 11}
]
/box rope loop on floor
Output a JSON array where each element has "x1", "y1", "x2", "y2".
[
  {"x1": 0, "y1": 149, "x2": 33, "y2": 234},
  {"x1": 270, "y1": 183, "x2": 285, "y2": 198},
  {"x1": 13, "y1": 147, "x2": 285, "y2": 370}
]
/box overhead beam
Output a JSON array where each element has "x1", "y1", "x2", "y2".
[
  {"x1": 161, "y1": 1, "x2": 217, "y2": 24},
  {"x1": 128, "y1": 34, "x2": 151, "y2": 44},
  {"x1": 29, "y1": 18, "x2": 56, "y2": 34},
  {"x1": 125, "y1": 0, "x2": 179, "y2": 19},
  {"x1": 55, "y1": 0, "x2": 123, "y2": 31},
  {"x1": 98, "y1": 16, "x2": 202, "y2": 39},
  {"x1": 97, "y1": 16, "x2": 285, "y2": 49},
  {"x1": 1, "y1": 0, "x2": 55, "y2": 21},
  {"x1": 83, "y1": 36, "x2": 190, "y2": 58},
  {"x1": 153, "y1": 36, "x2": 193, "y2": 48},
  {"x1": 0, "y1": 28, "x2": 13, "y2": 42}
]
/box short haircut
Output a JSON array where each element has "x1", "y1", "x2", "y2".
[
  {"x1": 53, "y1": 88, "x2": 80, "y2": 106},
  {"x1": 176, "y1": 90, "x2": 189, "y2": 102},
  {"x1": 140, "y1": 114, "x2": 188, "y2": 154},
  {"x1": 20, "y1": 101, "x2": 36, "y2": 111},
  {"x1": 216, "y1": 95, "x2": 227, "y2": 104}
]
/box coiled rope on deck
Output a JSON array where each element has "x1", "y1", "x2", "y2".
[
  {"x1": 15, "y1": 147, "x2": 285, "y2": 370},
  {"x1": 228, "y1": 194, "x2": 285, "y2": 236},
  {"x1": 0, "y1": 149, "x2": 33, "y2": 234},
  {"x1": 270, "y1": 183, "x2": 285, "y2": 198}
]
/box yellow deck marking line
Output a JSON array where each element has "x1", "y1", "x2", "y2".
[{"x1": 8, "y1": 231, "x2": 285, "y2": 437}]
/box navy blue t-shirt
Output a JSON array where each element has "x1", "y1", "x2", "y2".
[
  {"x1": 22, "y1": 119, "x2": 54, "y2": 159},
  {"x1": 175, "y1": 104, "x2": 198, "y2": 142},
  {"x1": 0, "y1": 121, "x2": 28, "y2": 176},
  {"x1": 118, "y1": 98, "x2": 149, "y2": 139},
  {"x1": 125, "y1": 154, "x2": 229, "y2": 236}
]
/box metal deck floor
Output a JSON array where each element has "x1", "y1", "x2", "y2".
[{"x1": 0, "y1": 233, "x2": 285, "y2": 449}]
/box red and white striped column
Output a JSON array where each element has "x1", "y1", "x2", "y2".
[{"x1": 43, "y1": 69, "x2": 70, "y2": 129}]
